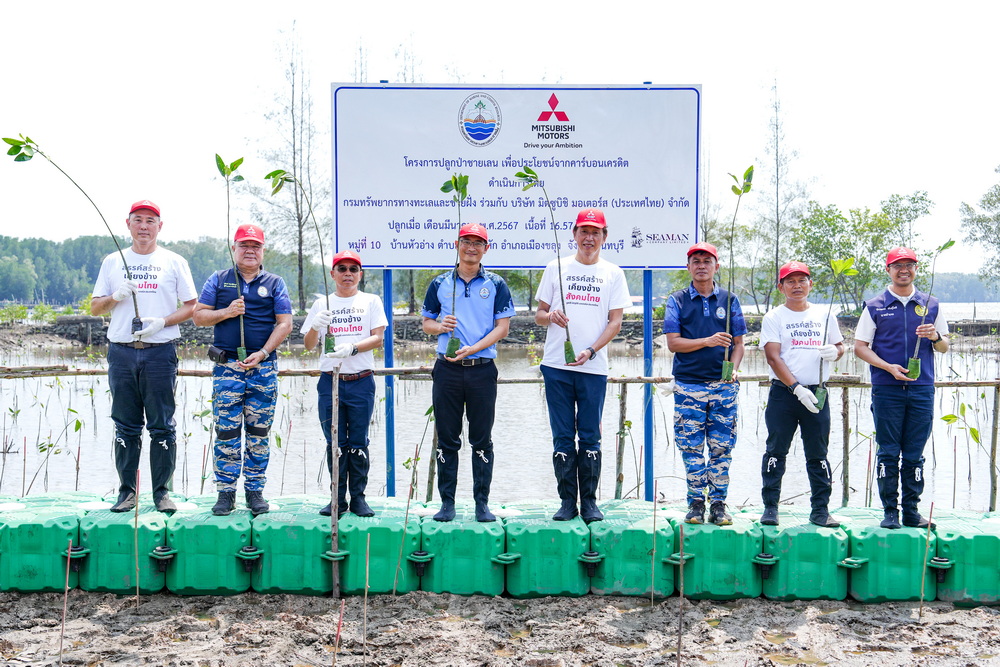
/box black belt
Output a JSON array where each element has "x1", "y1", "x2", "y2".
[
  {"x1": 114, "y1": 341, "x2": 170, "y2": 349},
  {"x1": 770, "y1": 380, "x2": 820, "y2": 391},
  {"x1": 324, "y1": 369, "x2": 374, "y2": 382},
  {"x1": 437, "y1": 353, "x2": 493, "y2": 366}
]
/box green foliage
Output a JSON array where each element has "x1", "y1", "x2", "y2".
[
  {"x1": 76, "y1": 292, "x2": 92, "y2": 315},
  {"x1": 215, "y1": 154, "x2": 245, "y2": 183},
  {"x1": 961, "y1": 165, "x2": 1000, "y2": 282},
  {"x1": 32, "y1": 303, "x2": 57, "y2": 324},
  {"x1": 0, "y1": 303, "x2": 29, "y2": 325},
  {"x1": 3, "y1": 134, "x2": 36, "y2": 162}
]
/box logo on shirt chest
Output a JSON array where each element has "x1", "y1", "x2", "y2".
[
  {"x1": 257, "y1": 286, "x2": 269, "y2": 298},
  {"x1": 715, "y1": 307, "x2": 725, "y2": 320},
  {"x1": 914, "y1": 305, "x2": 927, "y2": 317},
  {"x1": 479, "y1": 287, "x2": 490, "y2": 299}
]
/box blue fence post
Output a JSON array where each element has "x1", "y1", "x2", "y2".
[
  {"x1": 383, "y1": 268, "x2": 396, "y2": 497},
  {"x1": 643, "y1": 269, "x2": 654, "y2": 501}
]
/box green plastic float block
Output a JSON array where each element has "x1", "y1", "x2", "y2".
[
  {"x1": 755, "y1": 511, "x2": 850, "y2": 601},
  {"x1": 78, "y1": 508, "x2": 169, "y2": 594},
  {"x1": 18, "y1": 491, "x2": 104, "y2": 507},
  {"x1": 269, "y1": 494, "x2": 328, "y2": 513},
  {"x1": 0, "y1": 506, "x2": 86, "y2": 592},
  {"x1": 337, "y1": 512, "x2": 421, "y2": 595},
  {"x1": 589, "y1": 515, "x2": 674, "y2": 597},
  {"x1": 165, "y1": 511, "x2": 255, "y2": 595},
  {"x1": 251, "y1": 510, "x2": 336, "y2": 595},
  {"x1": 665, "y1": 513, "x2": 763, "y2": 600},
  {"x1": 420, "y1": 508, "x2": 506, "y2": 596},
  {"x1": 933, "y1": 517, "x2": 1000, "y2": 606},
  {"x1": 841, "y1": 511, "x2": 939, "y2": 603},
  {"x1": 501, "y1": 514, "x2": 591, "y2": 598}
]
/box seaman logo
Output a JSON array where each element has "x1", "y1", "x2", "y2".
[
  {"x1": 631, "y1": 227, "x2": 643, "y2": 248},
  {"x1": 459, "y1": 93, "x2": 501, "y2": 147}
]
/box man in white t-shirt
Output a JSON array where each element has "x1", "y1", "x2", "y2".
[
  {"x1": 759, "y1": 261, "x2": 844, "y2": 528},
  {"x1": 91, "y1": 200, "x2": 197, "y2": 513},
  {"x1": 535, "y1": 209, "x2": 632, "y2": 523},
  {"x1": 302, "y1": 250, "x2": 387, "y2": 518}
]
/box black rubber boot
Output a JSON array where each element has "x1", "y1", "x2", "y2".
[
  {"x1": 809, "y1": 507, "x2": 840, "y2": 528},
  {"x1": 245, "y1": 490, "x2": 269, "y2": 516},
  {"x1": 578, "y1": 449, "x2": 603, "y2": 523},
  {"x1": 881, "y1": 508, "x2": 902, "y2": 529},
  {"x1": 433, "y1": 447, "x2": 459, "y2": 522},
  {"x1": 472, "y1": 447, "x2": 496, "y2": 522},
  {"x1": 876, "y1": 458, "x2": 900, "y2": 516},
  {"x1": 110, "y1": 490, "x2": 137, "y2": 513},
  {"x1": 760, "y1": 505, "x2": 779, "y2": 526},
  {"x1": 709, "y1": 501, "x2": 732, "y2": 526},
  {"x1": 806, "y1": 458, "x2": 835, "y2": 513},
  {"x1": 761, "y1": 453, "x2": 786, "y2": 508},
  {"x1": 212, "y1": 490, "x2": 236, "y2": 516},
  {"x1": 552, "y1": 450, "x2": 579, "y2": 521},
  {"x1": 149, "y1": 435, "x2": 177, "y2": 511},
  {"x1": 153, "y1": 489, "x2": 177, "y2": 514},
  {"x1": 685, "y1": 499, "x2": 706, "y2": 524},
  {"x1": 347, "y1": 448, "x2": 375, "y2": 517},
  {"x1": 111, "y1": 435, "x2": 141, "y2": 512},
  {"x1": 902, "y1": 509, "x2": 936, "y2": 530},
  {"x1": 900, "y1": 461, "x2": 929, "y2": 527}
]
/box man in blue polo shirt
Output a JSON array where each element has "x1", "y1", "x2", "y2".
[
  {"x1": 855, "y1": 247, "x2": 949, "y2": 529},
  {"x1": 664, "y1": 242, "x2": 746, "y2": 525},
  {"x1": 193, "y1": 223, "x2": 293, "y2": 516},
  {"x1": 422, "y1": 223, "x2": 515, "y2": 523}
]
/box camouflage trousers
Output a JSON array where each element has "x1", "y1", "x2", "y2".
[
  {"x1": 673, "y1": 380, "x2": 738, "y2": 504},
  {"x1": 212, "y1": 360, "x2": 277, "y2": 492}
]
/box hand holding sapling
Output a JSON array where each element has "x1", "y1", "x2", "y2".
[
  {"x1": 134, "y1": 317, "x2": 165, "y2": 338},
  {"x1": 311, "y1": 310, "x2": 334, "y2": 332},
  {"x1": 793, "y1": 385, "x2": 820, "y2": 414},
  {"x1": 817, "y1": 344, "x2": 839, "y2": 362},
  {"x1": 112, "y1": 281, "x2": 139, "y2": 302}
]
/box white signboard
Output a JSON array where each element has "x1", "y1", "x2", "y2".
[{"x1": 332, "y1": 84, "x2": 700, "y2": 269}]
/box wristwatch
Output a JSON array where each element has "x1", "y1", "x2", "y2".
[
  {"x1": 787, "y1": 382, "x2": 800, "y2": 393},
  {"x1": 586, "y1": 347, "x2": 597, "y2": 360},
  {"x1": 931, "y1": 332, "x2": 943, "y2": 343},
  {"x1": 351, "y1": 344, "x2": 359, "y2": 356}
]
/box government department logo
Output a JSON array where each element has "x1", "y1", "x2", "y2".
[{"x1": 459, "y1": 93, "x2": 501, "y2": 147}]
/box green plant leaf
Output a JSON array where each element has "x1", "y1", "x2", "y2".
[
  {"x1": 960, "y1": 403, "x2": 967, "y2": 417},
  {"x1": 264, "y1": 169, "x2": 286, "y2": 180},
  {"x1": 941, "y1": 414, "x2": 958, "y2": 423},
  {"x1": 424, "y1": 405, "x2": 434, "y2": 416},
  {"x1": 939, "y1": 239, "x2": 955, "y2": 252},
  {"x1": 971, "y1": 427, "x2": 982, "y2": 445},
  {"x1": 2, "y1": 137, "x2": 23, "y2": 146},
  {"x1": 232, "y1": 175, "x2": 244, "y2": 182},
  {"x1": 731, "y1": 185, "x2": 741, "y2": 196},
  {"x1": 441, "y1": 181, "x2": 455, "y2": 193},
  {"x1": 523, "y1": 166, "x2": 537, "y2": 176},
  {"x1": 743, "y1": 165, "x2": 754, "y2": 184},
  {"x1": 215, "y1": 154, "x2": 226, "y2": 177},
  {"x1": 231, "y1": 157, "x2": 244, "y2": 171}
]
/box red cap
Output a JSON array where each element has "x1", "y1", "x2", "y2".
[
  {"x1": 332, "y1": 250, "x2": 362, "y2": 268},
  {"x1": 886, "y1": 247, "x2": 918, "y2": 266},
  {"x1": 778, "y1": 261, "x2": 811, "y2": 281},
  {"x1": 686, "y1": 242, "x2": 719, "y2": 260},
  {"x1": 575, "y1": 208, "x2": 607, "y2": 229},
  {"x1": 129, "y1": 200, "x2": 160, "y2": 217},
  {"x1": 459, "y1": 223, "x2": 489, "y2": 242},
  {"x1": 234, "y1": 223, "x2": 265, "y2": 244}
]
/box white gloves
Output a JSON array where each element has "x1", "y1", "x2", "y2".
[
  {"x1": 324, "y1": 343, "x2": 354, "y2": 359},
  {"x1": 793, "y1": 384, "x2": 820, "y2": 414},
  {"x1": 311, "y1": 310, "x2": 334, "y2": 332},
  {"x1": 817, "y1": 344, "x2": 839, "y2": 361},
  {"x1": 656, "y1": 381, "x2": 676, "y2": 396},
  {"x1": 134, "y1": 317, "x2": 165, "y2": 338},
  {"x1": 112, "y1": 280, "x2": 138, "y2": 302}
]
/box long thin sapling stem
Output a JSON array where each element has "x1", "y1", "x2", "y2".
[
  {"x1": 4, "y1": 135, "x2": 141, "y2": 331},
  {"x1": 815, "y1": 257, "x2": 858, "y2": 410},
  {"x1": 215, "y1": 155, "x2": 247, "y2": 361},
  {"x1": 515, "y1": 166, "x2": 575, "y2": 363},
  {"x1": 723, "y1": 166, "x2": 754, "y2": 381},
  {"x1": 440, "y1": 173, "x2": 469, "y2": 358},
  {"x1": 907, "y1": 239, "x2": 954, "y2": 378}
]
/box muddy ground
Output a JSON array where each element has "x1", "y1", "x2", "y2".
[{"x1": 2, "y1": 590, "x2": 999, "y2": 666}]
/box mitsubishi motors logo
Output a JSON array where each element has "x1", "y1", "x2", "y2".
[{"x1": 537, "y1": 94, "x2": 569, "y2": 121}]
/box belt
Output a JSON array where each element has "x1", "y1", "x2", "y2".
[
  {"x1": 324, "y1": 369, "x2": 374, "y2": 382},
  {"x1": 770, "y1": 380, "x2": 820, "y2": 391},
  {"x1": 437, "y1": 353, "x2": 493, "y2": 366},
  {"x1": 114, "y1": 341, "x2": 170, "y2": 349}
]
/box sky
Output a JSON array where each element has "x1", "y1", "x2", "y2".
[{"x1": 2, "y1": 1, "x2": 998, "y2": 274}]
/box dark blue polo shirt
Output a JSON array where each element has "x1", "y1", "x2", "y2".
[
  {"x1": 664, "y1": 282, "x2": 747, "y2": 383},
  {"x1": 199, "y1": 267, "x2": 292, "y2": 361}
]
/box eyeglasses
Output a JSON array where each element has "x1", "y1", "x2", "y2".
[
  {"x1": 459, "y1": 239, "x2": 487, "y2": 248},
  {"x1": 335, "y1": 264, "x2": 361, "y2": 273},
  {"x1": 889, "y1": 262, "x2": 917, "y2": 270}
]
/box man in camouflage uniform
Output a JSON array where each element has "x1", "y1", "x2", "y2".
[
  {"x1": 662, "y1": 242, "x2": 746, "y2": 525},
  {"x1": 193, "y1": 224, "x2": 292, "y2": 516}
]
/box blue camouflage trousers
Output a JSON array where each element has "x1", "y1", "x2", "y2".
[
  {"x1": 212, "y1": 360, "x2": 277, "y2": 492},
  {"x1": 674, "y1": 380, "x2": 738, "y2": 504}
]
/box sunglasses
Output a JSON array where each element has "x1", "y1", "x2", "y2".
[{"x1": 335, "y1": 264, "x2": 361, "y2": 273}]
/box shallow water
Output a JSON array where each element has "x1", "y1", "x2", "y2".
[{"x1": 1, "y1": 341, "x2": 998, "y2": 515}]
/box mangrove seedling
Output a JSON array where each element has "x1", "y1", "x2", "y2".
[
  {"x1": 216, "y1": 154, "x2": 248, "y2": 361},
  {"x1": 265, "y1": 168, "x2": 334, "y2": 352},
  {"x1": 815, "y1": 257, "x2": 859, "y2": 410},
  {"x1": 441, "y1": 173, "x2": 469, "y2": 358},
  {"x1": 4, "y1": 135, "x2": 141, "y2": 332},
  {"x1": 723, "y1": 165, "x2": 754, "y2": 381},
  {"x1": 515, "y1": 166, "x2": 575, "y2": 364},
  {"x1": 907, "y1": 239, "x2": 955, "y2": 379}
]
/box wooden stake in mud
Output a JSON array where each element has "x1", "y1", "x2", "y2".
[
  {"x1": 330, "y1": 366, "x2": 342, "y2": 599},
  {"x1": 134, "y1": 470, "x2": 141, "y2": 610},
  {"x1": 919, "y1": 502, "x2": 936, "y2": 619},
  {"x1": 333, "y1": 597, "x2": 346, "y2": 667},
  {"x1": 59, "y1": 537, "x2": 72, "y2": 667},
  {"x1": 677, "y1": 522, "x2": 685, "y2": 666},
  {"x1": 395, "y1": 433, "x2": 424, "y2": 595},
  {"x1": 990, "y1": 381, "x2": 1000, "y2": 512}
]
